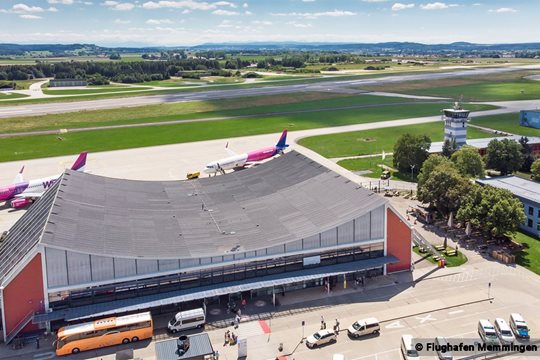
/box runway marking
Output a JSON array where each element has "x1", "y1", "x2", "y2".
[
  {"x1": 449, "y1": 310, "x2": 465, "y2": 315},
  {"x1": 33, "y1": 351, "x2": 55, "y2": 359},
  {"x1": 384, "y1": 320, "x2": 404, "y2": 329},
  {"x1": 416, "y1": 314, "x2": 436, "y2": 323}
]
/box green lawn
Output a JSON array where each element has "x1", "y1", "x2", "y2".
[
  {"x1": 413, "y1": 246, "x2": 468, "y2": 267},
  {"x1": 298, "y1": 107, "x2": 495, "y2": 158},
  {"x1": 43, "y1": 87, "x2": 150, "y2": 95},
  {"x1": 0, "y1": 93, "x2": 417, "y2": 133},
  {"x1": 513, "y1": 231, "x2": 540, "y2": 276},
  {"x1": 471, "y1": 113, "x2": 540, "y2": 137},
  {"x1": 0, "y1": 103, "x2": 493, "y2": 162},
  {"x1": 0, "y1": 92, "x2": 29, "y2": 100}
]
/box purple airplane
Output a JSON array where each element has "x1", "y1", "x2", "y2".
[{"x1": 0, "y1": 152, "x2": 87, "y2": 208}]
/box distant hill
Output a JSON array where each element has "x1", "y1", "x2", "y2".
[{"x1": 0, "y1": 43, "x2": 161, "y2": 56}]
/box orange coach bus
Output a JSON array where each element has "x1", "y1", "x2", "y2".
[{"x1": 54, "y1": 312, "x2": 153, "y2": 356}]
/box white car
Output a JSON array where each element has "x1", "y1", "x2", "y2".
[
  {"x1": 494, "y1": 318, "x2": 515, "y2": 344},
  {"x1": 306, "y1": 329, "x2": 337, "y2": 348}
]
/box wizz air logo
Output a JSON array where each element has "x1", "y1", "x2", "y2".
[{"x1": 42, "y1": 179, "x2": 56, "y2": 189}]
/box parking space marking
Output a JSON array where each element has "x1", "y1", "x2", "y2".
[
  {"x1": 416, "y1": 314, "x2": 436, "y2": 323},
  {"x1": 33, "y1": 351, "x2": 55, "y2": 359},
  {"x1": 384, "y1": 320, "x2": 404, "y2": 329},
  {"x1": 448, "y1": 310, "x2": 465, "y2": 315}
]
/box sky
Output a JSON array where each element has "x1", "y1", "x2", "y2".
[{"x1": 0, "y1": 0, "x2": 539, "y2": 46}]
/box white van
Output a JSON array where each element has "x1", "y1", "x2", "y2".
[
  {"x1": 168, "y1": 308, "x2": 205, "y2": 333},
  {"x1": 347, "y1": 317, "x2": 380, "y2": 338},
  {"x1": 509, "y1": 313, "x2": 530, "y2": 339},
  {"x1": 494, "y1": 318, "x2": 515, "y2": 344},
  {"x1": 401, "y1": 335, "x2": 419, "y2": 360},
  {"x1": 478, "y1": 319, "x2": 500, "y2": 346}
]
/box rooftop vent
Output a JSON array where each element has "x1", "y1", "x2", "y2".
[{"x1": 177, "y1": 335, "x2": 190, "y2": 356}]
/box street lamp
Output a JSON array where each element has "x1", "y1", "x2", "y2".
[{"x1": 410, "y1": 164, "x2": 416, "y2": 180}]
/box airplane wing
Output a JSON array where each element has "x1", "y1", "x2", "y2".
[
  {"x1": 13, "y1": 166, "x2": 24, "y2": 184},
  {"x1": 14, "y1": 193, "x2": 43, "y2": 199},
  {"x1": 225, "y1": 142, "x2": 237, "y2": 157}
]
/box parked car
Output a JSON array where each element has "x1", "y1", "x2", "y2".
[
  {"x1": 494, "y1": 318, "x2": 515, "y2": 344},
  {"x1": 167, "y1": 308, "x2": 205, "y2": 333},
  {"x1": 478, "y1": 319, "x2": 500, "y2": 346},
  {"x1": 401, "y1": 335, "x2": 419, "y2": 359},
  {"x1": 306, "y1": 329, "x2": 337, "y2": 348},
  {"x1": 347, "y1": 317, "x2": 380, "y2": 338},
  {"x1": 435, "y1": 336, "x2": 453, "y2": 360},
  {"x1": 509, "y1": 313, "x2": 530, "y2": 339}
]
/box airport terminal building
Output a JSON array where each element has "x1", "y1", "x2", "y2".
[{"x1": 0, "y1": 151, "x2": 412, "y2": 343}]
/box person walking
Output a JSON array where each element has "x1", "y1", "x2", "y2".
[
  {"x1": 320, "y1": 315, "x2": 325, "y2": 329},
  {"x1": 335, "y1": 319, "x2": 340, "y2": 333},
  {"x1": 214, "y1": 350, "x2": 220, "y2": 360}
]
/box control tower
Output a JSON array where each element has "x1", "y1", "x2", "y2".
[{"x1": 443, "y1": 102, "x2": 470, "y2": 148}]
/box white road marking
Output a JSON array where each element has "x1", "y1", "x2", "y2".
[
  {"x1": 33, "y1": 351, "x2": 55, "y2": 359},
  {"x1": 351, "y1": 348, "x2": 400, "y2": 360},
  {"x1": 384, "y1": 320, "x2": 404, "y2": 329},
  {"x1": 448, "y1": 310, "x2": 465, "y2": 315},
  {"x1": 416, "y1": 314, "x2": 436, "y2": 323}
]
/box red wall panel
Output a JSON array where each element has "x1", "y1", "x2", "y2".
[
  {"x1": 386, "y1": 207, "x2": 412, "y2": 273},
  {"x1": 3, "y1": 254, "x2": 44, "y2": 335}
]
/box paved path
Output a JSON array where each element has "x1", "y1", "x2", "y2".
[{"x1": 1, "y1": 64, "x2": 539, "y2": 118}]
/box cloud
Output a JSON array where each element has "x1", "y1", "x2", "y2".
[
  {"x1": 142, "y1": 1, "x2": 229, "y2": 10},
  {"x1": 146, "y1": 18, "x2": 173, "y2": 24},
  {"x1": 114, "y1": 18, "x2": 131, "y2": 24},
  {"x1": 362, "y1": 0, "x2": 388, "y2": 2},
  {"x1": 12, "y1": 4, "x2": 46, "y2": 13},
  {"x1": 20, "y1": 14, "x2": 43, "y2": 19},
  {"x1": 287, "y1": 21, "x2": 312, "y2": 28},
  {"x1": 420, "y1": 2, "x2": 458, "y2": 10},
  {"x1": 48, "y1": 0, "x2": 74, "y2": 4},
  {"x1": 271, "y1": 10, "x2": 356, "y2": 19},
  {"x1": 301, "y1": 0, "x2": 316, "y2": 2},
  {"x1": 242, "y1": 2, "x2": 248, "y2": 7},
  {"x1": 489, "y1": 7, "x2": 517, "y2": 13},
  {"x1": 244, "y1": 10, "x2": 252, "y2": 15},
  {"x1": 102, "y1": 1, "x2": 135, "y2": 10},
  {"x1": 252, "y1": 20, "x2": 272, "y2": 25},
  {"x1": 214, "y1": 1, "x2": 236, "y2": 7},
  {"x1": 212, "y1": 9, "x2": 238, "y2": 15},
  {"x1": 392, "y1": 3, "x2": 415, "y2": 11},
  {"x1": 48, "y1": 6, "x2": 59, "y2": 12}
]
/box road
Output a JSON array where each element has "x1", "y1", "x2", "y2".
[{"x1": 0, "y1": 64, "x2": 539, "y2": 119}]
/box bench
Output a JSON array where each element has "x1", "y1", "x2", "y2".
[
  {"x1": 446, "y1": 250, "x2": 457, "y2": 256},
  {"x1": 435, "y1": 245, "x2": 445, "y2": 251}
]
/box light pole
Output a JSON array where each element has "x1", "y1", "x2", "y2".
[{"x1": 410, "y1": 164, "x2": 416, "y2": 181}]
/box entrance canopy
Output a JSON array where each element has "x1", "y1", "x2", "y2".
[{"x1": 34, "y1": 256, "x2": 397, "y2": 323}]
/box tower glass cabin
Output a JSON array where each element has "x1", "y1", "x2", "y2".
[{"x1": 443, "y1": 103, "x2": 470, "y2": 148}]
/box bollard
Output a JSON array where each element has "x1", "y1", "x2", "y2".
[{"x1": 278, "y1": 342, "x2": 283, "y2": 352}]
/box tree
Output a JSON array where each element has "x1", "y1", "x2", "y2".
[
  {"x1": 417, "y1": 162, "x2": 471, "y2": 215},
  {"x1": 484, "y1": 139, "x2": 524, "y2": 175},
  {"x1": 417, "y1": 154, "x2": 453, "y2": 188},
  {"x1": 532, "y1": 158, "x2": 540, "y2": 181},
  {"x1": 109, "y1": 53, "x2": 121, "y2": 60},
  {"x1": 519, "y1": 136, "x2": 534, "y2": 172},
  {"x1": 451, "y1": 145, "x2": 485, "y2": 178},
  {"x1": 457, "y1": 184, "x2": 526, "y2": 238},
  {"x1": 392, "y1": 133, "x2": 431, "y2": 177},
  {"x1": 441, "y1": 139, "x2": 458, "y2": 158}
]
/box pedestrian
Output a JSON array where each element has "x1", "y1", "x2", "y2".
[
  {"x1": 323, "y1": 321, "x2": 326, "y2": 330},
  {"x1": 237, "y1": 308, "x2": 242, "y2": 317},
  {"x1": 241, "y1": 298, "x2": 246, "y2": 309},
  {"x1": 36, "y1": 337, "x2": 40, "y2": 349},
  {"x1": 335, "y1": 319, "x2": 340, "y2": 332},
  {"x1": 320, "y1": 315, "x2": 324, "y2": 329},
  {"x1": 235, "y1": 314, "x2": 240, "y2": 328},
  {"x1": 214, "y1": 350, "x2": 220, "y2": 360},
  {"x1": 225, "y1": 330, "x2": 230, "y2": 345}
]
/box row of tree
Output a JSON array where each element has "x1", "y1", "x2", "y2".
[{"x1": 393, "y1": 134, "x2": 536, "y2": 238}]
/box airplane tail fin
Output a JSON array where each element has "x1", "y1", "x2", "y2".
[
  {"x1": 276, "y1": 129, "x2": 289, "y2": 150},
  {"x1": 13, "y1": 166, "x2": 24, "y2": 184},
  {"x1": 71, "y1": 152, "x2": 88, "y2": 172}
]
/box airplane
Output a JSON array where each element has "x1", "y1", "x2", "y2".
[
  {"x1": 0, "y1": 152, "x2": 88, "y2": 209},
  {"x1": 204, "y1": 130, "x2": 288, "y2": 175}
]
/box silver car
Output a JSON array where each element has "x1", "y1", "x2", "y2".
[{"x1": 306, "y1": 329, "x2": 337, "y2": 348}]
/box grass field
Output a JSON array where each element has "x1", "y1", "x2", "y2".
[
  {"x1": 0, "y1": 93, "x2": 418, "y2": 133},
  {"x1": 513, "y1": 231, "x2": 540, "y2": 275},
  {"x1": 471, "y1": 113, "x2": 540, "y2": 137},
  {"x1": 42, "y1": 86, "x2": 150, "y2": 95},
  {"x1": 413, "y1": 246, "x2": 468, "y2": 267},
  {"x1": 298, "y1": 107, "x2": 495, "y2": 158},
  {"x1": 337, "y1": 155, "x2": 410, "y2": 181},
  {"x1": 361, "y1": 70, "x2": 540, "y2": 101},
  {"x1": 0, "y1": 102, "x2": 493, "y2": 162},
  {"x1": 136, "y1": 78, "x2": 206, "y2": 87},
  {"x1": 0, "y1": 92, "x2": 29, "y2": 100}
]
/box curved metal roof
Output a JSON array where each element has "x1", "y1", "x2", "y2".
[{"x1": 5, "y1": 151, "x2": 387, "y2": 265}]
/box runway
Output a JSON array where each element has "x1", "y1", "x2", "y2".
[{"x1": 1, "y1": 64, "x2": 539, "y2": 119}]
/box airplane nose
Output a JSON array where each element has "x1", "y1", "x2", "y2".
[{"x1": 203, "y1": 167, "x2": 215, "y2": 174}]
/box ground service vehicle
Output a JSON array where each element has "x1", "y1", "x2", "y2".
[
  {"x1": 168, "y1": 308, "x2": 206, "y2": 333},
  {"x1": 401, "y1": 335, "x2": 419, "y2": 360},
  {"x1": 186, "y1": 172, "x2": 200, "y2": 180},
  {"x1": 478, "y1": 319, "x2": 500, "y2": 346},
  {"x1": 509, "y1": 313, "x2": 530, "y2": 339},
  {"x1": 347, "y1": 317, "x2": 380, "y2": 338},
  {"x1": 494, "y1": 318, "x2": 515, "y2": 344},
  {"x1": 306, "y1": 329, "x2": 337, "y2": 348},
  {"x1": 54, "y1": 312, "x2": 153, "y2": 356}
]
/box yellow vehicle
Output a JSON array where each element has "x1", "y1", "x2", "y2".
[
  {"x1": 54, "y1": 312, "x2": 153, "y2": 356},
  {"x1": 186, "y1": 171, "x2": 200, "y2": 180}
]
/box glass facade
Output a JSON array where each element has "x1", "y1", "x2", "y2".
[{"x1": 48, "y1": 242, "x2": 385, "y2": 310}]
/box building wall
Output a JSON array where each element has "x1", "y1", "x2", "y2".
[
  {"x1": 386, "y1": 207, "x2": 412, "y2": 273},
  {"x1": 3, "y1": 254, "x2": 44, "y2": 337},
  {"x1": 45, "y1": 206, "x2": 387, "y2": 290},
  {"x1": 520, "y1": 111, "x2": 540, "y2": 129},
  {"x1": 521, "y1": 199, "x2": 540, "y2": 237}
]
